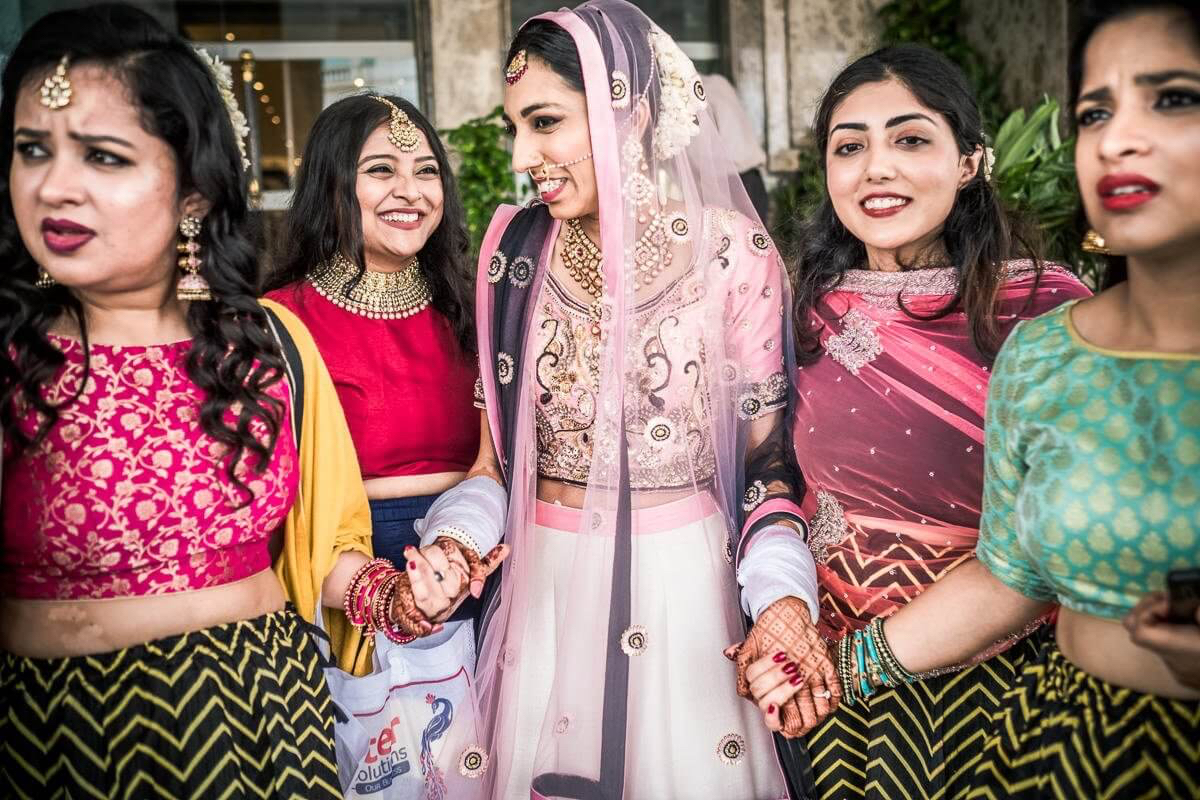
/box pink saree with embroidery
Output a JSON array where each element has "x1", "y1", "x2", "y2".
[{"x1": 793, "y1": 262, "x2": 1089, "y2": 647}]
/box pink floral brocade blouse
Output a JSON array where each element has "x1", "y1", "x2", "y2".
[{"x1": 1, "y1": 335, "x2": 297, "y2": 600}]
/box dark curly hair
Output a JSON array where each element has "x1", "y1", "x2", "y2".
[
  {"x1": 0, "y1": 3, "x2": 285, "y2": 501},
  {"x1": 791, "y1": 44, "x2": 1041, "y2": 364},
  {"x1": 264, "y1": 94, "x2": 475, "y2": 354}
]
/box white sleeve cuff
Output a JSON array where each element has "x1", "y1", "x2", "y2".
[
  {"x1": 736, "y1": 523, "x2": 819, "y2": 624},
  {"x1": 414, "y1": 475, "x2": 508, "y2": 554}
]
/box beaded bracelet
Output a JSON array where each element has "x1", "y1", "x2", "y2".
[
  {"x1": 868, "y1": 617, "x2": 917, "y2": 684},
  {"x1": 835, "y1": 617, "x2": 920, "y2": 705}
]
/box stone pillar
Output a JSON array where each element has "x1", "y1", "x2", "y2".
[
  {"x1": 728, "y1": 0, "x2": 767, "y2": 158},
  {"x1": 428, "y1": 0, "x2": 506, "y2": 129},
  {"x1": 759, "y1": 0, "x2": 885, "y2": 171},
  {"x1": 961, "y1": 0, "x2": 1072, "y2": 111}
]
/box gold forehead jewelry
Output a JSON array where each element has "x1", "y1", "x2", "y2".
[
  {"x1": 40, "y1": 55, "x2": 72, "y2": 110},
  {"x1": 371, "y1": 96, "x2": 420, "y2": 153},
  {"x1": 505, "y1": 49, "x2": 528, "y2": 85}
]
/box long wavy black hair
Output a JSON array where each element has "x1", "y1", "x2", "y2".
[
  {"x1": 791, "y1": 44, "x2": 1040, "y2": 364},
  {"x1": 0, "y1": 4, "x2": 284, "y2": 500},
  {"x1": 1069, "y1": 0, "x2": 1200, "y2": 289},
  {"x1": 265, "y1": 95, "x2": 475, "y2": 353}
]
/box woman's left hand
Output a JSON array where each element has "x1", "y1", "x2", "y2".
[
  {"x1": 1124, "y1": 591, "x2": 1200, "y2": 690},
  {"x1": 724, "y1": 595, "x2": 841, "y2": 737}
]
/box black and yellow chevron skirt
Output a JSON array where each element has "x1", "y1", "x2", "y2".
[
  {"x1": 0, "y1": 606, "x2": 341, "y2": 800},
  {"x1": 966, "y1": 637, "x2": 1200, "y2": 800},
  {"x1": 805, "y1": 633, "x2": 1040, "y2": 800}
]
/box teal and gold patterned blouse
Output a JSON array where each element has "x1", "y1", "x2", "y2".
[{"x1": 977, "y1": 301, "x2": 1200, "y2": 619}]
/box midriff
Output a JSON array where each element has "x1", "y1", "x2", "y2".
[
  {"x1": 0, "y1": 568, "x2": 286, "y2": 659},
  {"x1": 364, "y1": 471, "x2": 466, "y2": 500},
  {"x1": 536, "y1": 478, "x2": 704, "y2": 510},
  {"x1": 1057, "y1": 607, "x2": 1200, "y2": 700}
]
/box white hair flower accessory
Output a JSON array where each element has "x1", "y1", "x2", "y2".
[
  {"x1": 647, "y1": 26, "x2": 707, "y2": 160},
  {"x1": 194, "y1": 48, "x2": 251, "y2": 171},
  {"x1": 982, "y1": 145, "x2": 996, "y2": 182}
]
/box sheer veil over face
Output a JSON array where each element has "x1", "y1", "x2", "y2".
[{"x1": 461, "y1": 2, "x2": 803, "y2": 796}]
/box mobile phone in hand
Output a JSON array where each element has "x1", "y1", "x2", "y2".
[{"x1": 1166, "y1": 568, "x2": 1200, "y2": 625}]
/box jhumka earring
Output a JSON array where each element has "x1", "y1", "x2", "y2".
[
  {"x1": 35, "y1": 268, "x2": 56, "y2": 288},
  {"x1": 40, "y1": 55, "x2": 72, "y2": 110},
  {"x1": 370, "y1": 96, "x2": 420, "y2": 153},
  {"x1": 505, "y1": 50, "x2": 528, "y2": 85},
  {"x1": 1081, "y1": 228, "x2": 1111, "y2": 255},
  {"x1": 176, "y1": 215, "x2": 211, "y2": 301}
]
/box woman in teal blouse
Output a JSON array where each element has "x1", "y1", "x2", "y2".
[{"x1": 743, "y1": 2, "x2": 1200, "y2": 797}]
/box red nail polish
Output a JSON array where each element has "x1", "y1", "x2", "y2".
[
  {"x1": 767, "y1": 704, "x2": 776, "y2": 714},
  {"x1": 789, "y1": 674, "x2": 804, "y2": 685},
  {"x1": 408, "y1": 561, "x2": 417, "y2": 569},
  {"x1": 782, "y1": 662, "x2": 798, "y2": 675},
  {"x1": 772, "y1": 652, "x2": 788, "y2": 663}
]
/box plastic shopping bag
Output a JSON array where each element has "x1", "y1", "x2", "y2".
[{"x1": 311, "y1": 604, "x2": 485, "y2": 800}]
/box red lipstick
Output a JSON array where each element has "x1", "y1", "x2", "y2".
[
  {"x1": 41, "y1": 218, "x2": 96, "y2": 254},
  {"x1": 860, "y1": 193, "x2": 911, "y2": 218},
  {"x1": 1097, "y1": 173, "x2": 1159, "y2": 212}
]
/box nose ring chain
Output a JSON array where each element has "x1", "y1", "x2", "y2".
[{"x1": 529, "y1": 151, "x2": 593, "y2": 180}]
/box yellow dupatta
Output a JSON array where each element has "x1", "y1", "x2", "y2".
[{"x1": 262, "y1": 298, "x2": 374, "y2": 676}]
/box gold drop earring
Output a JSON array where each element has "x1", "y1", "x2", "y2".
[
  {"x1": 1081, "y1": 228, "x2": 1111, "y2": 255},
  {"x1": 176, "y1": 215, "x2": 212, "y2": 301}
]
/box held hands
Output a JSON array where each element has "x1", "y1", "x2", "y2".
[
  {"x1": 723, "y1": 595, "x2": 841, "y2": 738},
  {"x1": 403, "y1": 538, "x2": 509, "y2": 624},
  {"x1": 1124, "y1": 591, "x2": 1200, "y2": 690}
]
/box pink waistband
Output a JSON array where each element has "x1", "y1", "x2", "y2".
[{"x1": 534, "y1": 492, "x2": 720, "y2": 535}]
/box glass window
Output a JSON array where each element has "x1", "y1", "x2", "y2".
[
  {"x1": 12, "y1": 1, "x2": 423, "y2": 212},
  {"x1": 509, "y1": 0, "x2": 724, "y2": 75}
]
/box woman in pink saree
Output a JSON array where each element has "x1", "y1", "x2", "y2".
[
  {"x1": 745, "y1": 45, "x2": 1090, "y2": 799},
  {"x1": 431, "y1": 2, "x2": 839, "y2": 797}
]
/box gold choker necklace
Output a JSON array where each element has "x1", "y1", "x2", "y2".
[{"x1": 310, "y1": 254, "x2": 432, "y2": 319}]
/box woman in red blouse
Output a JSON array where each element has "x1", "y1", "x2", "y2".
[{"x1": 264, "y1": 95, "x2": 482, "y2": 617}]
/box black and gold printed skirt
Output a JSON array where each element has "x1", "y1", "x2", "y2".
[
  {"x1": 967, "y1": 635, "x2": 1200, "y2": 800},
  {"x1": 0, "y1": 606, "x2": 341, "y2": 800},
  {"x1": 804, "y1": 633, "x2": 1041, "y2": 800}
]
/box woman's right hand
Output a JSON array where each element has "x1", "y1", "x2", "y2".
[{"x1": 1125, "y1": 592, "x2": 1200, "y2": 690}]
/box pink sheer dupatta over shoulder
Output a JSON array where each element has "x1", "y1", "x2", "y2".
[{"x1": 457, "y1": 2, "x2": 804, "y2": 798}]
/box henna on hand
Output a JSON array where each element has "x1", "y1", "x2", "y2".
[
  {"x1": 726, "y1": 596, "x2": 841, "y2": 737},
  {"x1": 434, "y1": 537, "x2": 509, "y2": 599},
  {"x1": 391, "y1": 574, "x2": 434, "y2": 637}
]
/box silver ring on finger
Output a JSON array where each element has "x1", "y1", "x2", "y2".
[
  {"x1": 433, "y1": 570, "x2": 445, "y2": 583},
  {"x1": 815, "y1": 689, "x2": 832, "y2": 699}
]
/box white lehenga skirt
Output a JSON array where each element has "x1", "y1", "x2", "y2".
[{"x1": 493, "y1": 492, "x2": 788, "y2": 800}]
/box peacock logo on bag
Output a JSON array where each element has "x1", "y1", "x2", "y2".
[
  {"x1": 351, "y1": 693, "x2": 455, "y2": 798},
  {"x1": 420, "y1": 693, "x2": 453, "y2": 800}
]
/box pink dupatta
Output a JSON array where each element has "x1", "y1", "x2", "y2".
[{"x1": 793, "y1": 263, "x2": 1089, "y2": 660}]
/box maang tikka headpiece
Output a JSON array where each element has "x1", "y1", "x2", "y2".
[
  {"x1": 371, "y1": 96, "x2": 420, "y2": 153},
  {"x1": 40, "y1": 55, "x2": 72, "y2": 110},
  {"x1": 505, "y1": 49, "x2": 528, "y2": 85}
]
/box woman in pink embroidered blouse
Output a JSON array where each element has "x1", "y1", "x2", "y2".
[
  {"x1": 0, "y1": 7, "x2": 475, "y2": 797},
  {"x1": 741, "y1": 45, "x2": 1089, "y2": 800}
]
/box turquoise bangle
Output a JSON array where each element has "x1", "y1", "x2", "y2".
[
  {"x1": 854, "y1": 630, "x2": 872, "y2": 699},
  {"x1": 863, "y1": 628, "x2": 890, "y2": 687}
]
